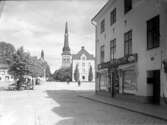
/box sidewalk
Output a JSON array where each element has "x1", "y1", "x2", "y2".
[{"x1": 78, "y1": 92, "x2": 167, "y2": 122}]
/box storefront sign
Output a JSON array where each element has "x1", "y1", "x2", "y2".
[{"x1": 98, "y1": 53, "x2": 138, "y2": 70}]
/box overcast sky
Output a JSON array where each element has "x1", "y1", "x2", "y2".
[{"x1": 0, "y1": 0, "x2": 107, "y2": 73}]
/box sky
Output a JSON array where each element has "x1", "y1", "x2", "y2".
[{"x1": 0, "y1": 0, "x2": 107, "y2": 73}]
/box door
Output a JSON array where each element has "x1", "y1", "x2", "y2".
[{"x1": 153, "y1": 70, "x2": 160, "y2": 104}]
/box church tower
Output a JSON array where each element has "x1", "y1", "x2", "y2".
[{"x1": 62, "y1": 22, "x2": 72, "y2": 68}]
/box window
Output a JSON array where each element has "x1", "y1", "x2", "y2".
[
  {"x1": 124, "y1": 0, "x2": 132, "y2": 14},
  {"x1": 82, "y1": 68, "x2": 85, "y2": 73},
  {"x1": 110, "y1": 8, "x2": 116, "y2": 26},
  {"x1": 100, "y1": 45, "x2": 105, "y2": 63},
  {"x1": 124, "y1": 30, "x2": 132, "y2": 56},
  {"x1": 147, "y1": 15, "x2": 160, "y2": 50},
  {"x1": 82, "y1": 56, "x2": 86, "y2": 60},
  {"x1": 82, "y1": 63, "x2": 85, "y2": 67},
  {"x1": 110, "y1": 39, "x2": 116, "y2": 60},
  {"x1": 67, "y1": 58, "x2": 70, "y2": 63},
  {"x1": 100, "y1": 19, "x2": 105, "y2": 33}
]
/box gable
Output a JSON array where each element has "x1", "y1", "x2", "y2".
[{"x1": 72, "y1": 47, "x2": 94, "y2": 60}]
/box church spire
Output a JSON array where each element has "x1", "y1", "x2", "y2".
[
  {"x1": 65, "y1": 21, "x2": 68, "y2": 34},
  {"x1": 41, "y1": 50, "x2": 44, "y2": 59},
  {"x1": 62, "y1": 21, "x2": 70, "y2": 55}
]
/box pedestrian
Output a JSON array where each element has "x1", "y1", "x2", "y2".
[
  {"x1": 78, "y1": 80, "x2": 81, "y2": 86},
  {"x1": 66, "y1": 78, "x2": 70, "y2": 84}
]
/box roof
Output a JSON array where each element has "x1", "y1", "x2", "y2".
[
  {"x1": 72, "y1": 46, "x2": 94, "y2": 60},
  {"x1": 91, "y1": 0, "x2": 115, "y2": 22}
]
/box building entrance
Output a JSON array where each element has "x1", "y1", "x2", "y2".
[{"x1": 147, "y1": 70, "x2": 160, "y2": 104}]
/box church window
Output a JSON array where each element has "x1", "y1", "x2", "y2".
[
  {"x1": 82, "y1": 56, "x2": 86, "y2": 61},
  {"x1": 82, "y1": 63, "x2": 85, "y2": 67}
]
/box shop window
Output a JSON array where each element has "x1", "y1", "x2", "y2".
[
  {"x1": 99, "y1": 73, "x2": 108, "y2": 91},
  {"x1": 110, "y1": 39, "x2": 116, "y2": 60},
  {"x1": 123, "y1": 70, "x2": 137, "y2": 94},
  {"x1": 124, "y1": 30, "x2": 132, "y2": 56},
  {"x1": 147, "y1": 15, "x2": 160, "y2": 50}
]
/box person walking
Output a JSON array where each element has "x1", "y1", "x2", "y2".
[{"x1": 78, "y1": 80, "x2": 81, "y2": 87}]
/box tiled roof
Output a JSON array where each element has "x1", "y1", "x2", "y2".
[{"x1": 72, "y1": 46, "x2": 94, "y2": 60}]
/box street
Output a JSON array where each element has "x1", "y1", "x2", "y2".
[{"x1": 0, "y1": 82, "x2": 167, "y2": 125}]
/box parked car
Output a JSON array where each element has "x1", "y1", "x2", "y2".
[{"x1": 8, "y1": 83, "x2": 17, "y2": 90}]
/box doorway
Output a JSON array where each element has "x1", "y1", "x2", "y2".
[{"x1": 147, "y1": 70, "x2": 160, "y2": 104}]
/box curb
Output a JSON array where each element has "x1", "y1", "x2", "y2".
[{"x1": 78, "y1": 95, "x2": 167, "y2": 122}]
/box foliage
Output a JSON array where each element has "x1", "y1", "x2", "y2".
[
  {"x1": 8, "y1": 47, "x2": 30, "y2": 79},
  {"x1": 53, "y1": 66, "x2": 72, "y2": 81},
  {"x1": 74, "y1": 64, "x2": 80, "y2": 82},
  {"x1": 88, "y1": 65, "x2": 93, "y2": 81},
  {"x1": 0, "y1": 41, "x2": 16, "y2": 64},
  {"x1": 8, "y1": 47, "x2": 51, "y2": 79}
]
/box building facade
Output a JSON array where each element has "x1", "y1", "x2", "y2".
[
  {"x1": 61, "y1": 22, "x2": 72, "y2": 68},
  {"x1": 0, "y1": 64, "x2": 13, "y2": 82},
  {"x1": 72, "y1": 46, "x2": 95, "y2": 82},
  {"x1": 92, "y1": 0, "x2": 167, "y2": 104}
]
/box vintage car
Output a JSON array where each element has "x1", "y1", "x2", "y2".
[{"x1": 8, "y1": 83, "x2": 17, "y2": 90}]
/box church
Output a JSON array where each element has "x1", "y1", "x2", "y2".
[{"x1": 61, "y1": 22, "x2": 95, "y2": 82}]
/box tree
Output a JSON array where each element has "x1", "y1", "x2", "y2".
[
  {"x1": 52, "y1": 66, "x2": 72, "y2": 81},
  {"x1": 8, "y1": 47, "x2": 30, "y2": 80},
  {"x1": 0, "y1": 41, "x2": 16, "y2": 64},
  {"x1": 88, "y1": 65, "x2": 93, "y2": 82},
  {"x1": 74, "y1": 64, "x2": 79, "y2": 82}
]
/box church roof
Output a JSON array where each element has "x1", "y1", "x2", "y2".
[{"x1": 72, "y1": 46, "x2": 94, "y2": 60}]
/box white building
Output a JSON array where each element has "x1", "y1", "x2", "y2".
[
  {"x1": 92, "y1": 0, "x2": 167, "y2": 104},
  {"x1": 72, "y1": 46, "x2": 95, "y2": 82},
  {"x1": 0, "y1": 64, "x2": 13, "y2": 82}
]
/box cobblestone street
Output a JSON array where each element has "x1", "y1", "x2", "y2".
[{"x1": 0, "y1": 82, "x2": 167, "y2": 125}]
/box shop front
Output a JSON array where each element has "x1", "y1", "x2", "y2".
[
  {"x1": 119, "y1": 63, "x2": 138, "y2": 95},
  {"x1": 97, "y1": 62, "x2": 110, "y2": 94},
  {"x1": 97, "y1": 53, "x2": 138, "y2": 97}
]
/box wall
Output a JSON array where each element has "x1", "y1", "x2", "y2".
[
  {"x1": 95, "y1": 0, "x2": 166, "y2": 97},
  {"x1": 72, "y1": 58, "x2": 95, "y2": 82}
]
